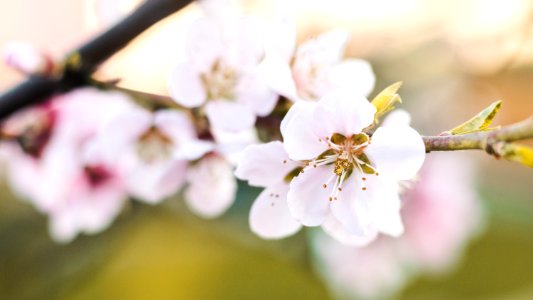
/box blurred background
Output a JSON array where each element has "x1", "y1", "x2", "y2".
[{"x1": 1, "y1": 0, "x2": 533, "y2": 299}]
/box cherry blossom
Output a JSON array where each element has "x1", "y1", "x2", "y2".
[
  {"x1": 310, "y1": 154, "x2": 484, "y2": 300},
  {"x1": 89, "y1": 106, "x2": 213, "y2": 204},
  {"x1": 184, "y1": 153, "x2": 237, "y2": 218},
  {"x1": 168, "y1": 15, "x2": 277, "y2": 132},
  {"x1": 281, "y1": 90, "x2": 425, "y2": 240},
  {"x1": 0, "y1": 88, "x2": 135, "y2": 242},
  {"x1": 261, "y1": 19, "x2": 375, "y2": 102},
  {"x1": 3, "y1": 41, "x2": 54, "y2": 75}
]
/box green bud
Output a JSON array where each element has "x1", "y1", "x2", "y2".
[{"x1": 447, "y1": 100, "x2": 502, "y2": 135}]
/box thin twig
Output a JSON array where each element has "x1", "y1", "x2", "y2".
[{"x1": 423, "y1": 116, "x2": 533, "y2": 156}]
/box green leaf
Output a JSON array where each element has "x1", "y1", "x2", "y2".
[
  {"x1": 499, "y1": 143, "x2": 533, "y2": 168},
  {"x1": 447, "y1": 100, "x2": 503, "y2": 135},
  {"x1": 371, "y1": 81, "x2": 403, "y2": 123}
]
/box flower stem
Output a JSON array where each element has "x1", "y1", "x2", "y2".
[{"x1": 423, "y1": 116, "x2": 533, "y2": 156}]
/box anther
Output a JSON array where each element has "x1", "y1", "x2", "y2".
[
  {"x1": 362, "y1": 187, "x2": 367, "y2": 191},
  {"x1": 283, "y1": 160, "x2": 287, "y2": 164},
  {"x1": 323, "y1": 184, "x2": 327, "y2": 189}
]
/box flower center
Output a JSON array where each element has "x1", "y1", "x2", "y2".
[
  {"x1": 84, "y1": 164, "x2": 113, "y2": 188},
  {"x1": 312, "y1": 132, "x2": 379, "y2": 200},
  {"x1": 136, "y1": 126, "x2": 174, "y2": 163},
  {"x1": 200, "y1": 59, "x2": 239, "y2": 100}
]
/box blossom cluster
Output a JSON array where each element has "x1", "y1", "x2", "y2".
[{"x1": 0, "y1": 1, "x2": 426, "y2": 249}]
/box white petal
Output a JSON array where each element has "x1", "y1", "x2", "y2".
[
  {"x1": 287, "y1": 165, "x2": 333, "y2": 226},
  {"x1": 314, "y1": 90, "x2": 376, "y2": 137},
  {"x1": 258, "y1": 56, "x2": 299, "y2": 101},
  {"x1": 250, "y1": 182, "x2": 302, "y2": 239},
  {"x1": 365, "y1": 126, "x2": 425, "y2": 180},
  {"x1": 185, "y1": 155, "x2": 237, "y2": 218},
  {"x1": 321, "y1": 214, "x2": 378, "y2": 247},
  {"x1": 205, "y1": 100, "x2": 256, "y2": 132},
  {"x1": 220, "y1": 17, "x2": 264, "y2": 68},
  {"x1": 186, "y1": 18, "x2": 223, "y2": 71},
  {"x1": 329, "y1": 172, "x2": 375, "y2": 235},
  {"x1": 297, "y1": 30, "x2": 348, "y2": 66},
  {"x1": 366, "y1": 175, "x2": 404, "y2": 237},
  {"x1": 174, "y1": 140, "x2": 215, "y2": 161},
  {"x1": 382, "y1": 109, "x2": 411, "y2": 127},
  {"x1": 154, "y1": 109, "x2": 196, "y2": 142},
  {"x1": 96, "y1": 107, "x2": 152, "y2": 162},
  {"x1": 125, "y1": 159, "x2": 187, "y2": 204},
  {"x1": 328, "y1": 59, "x2": 375, "y2": 97},
  {"x1": 235, "y1": 70, "x2": 279, "y2": 117},
  {"x1": 235, "y1": 141, "x2": 299, "y2": 187},
  {"x1": 280, "y1": 101, "x2": 327, "y2": 161},
  {"x1": 264, "y1": 16, "x2": 296, "y2": 63},
  {"x1": 168, "y1": 62, "x2": 206, "y2": 108}
]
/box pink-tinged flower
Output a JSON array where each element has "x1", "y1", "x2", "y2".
[
  {"x1": 168, "y1": 16, "x2": 278, "y2": 132},
  {"x1": 235, "y1": 141, "x2": 302, "y2": 239},
  {"x1": 0, "y1": 88, "x2": 135, "y2": 242},
  {"x1": 46, "y1": 155, "x2": 127, "y2": 244},
  {"x1": 400, "y1": 154, "x2": 484, "y2": 272},
  {"x1": 282, "y1": 90, "x2": 425, "y2": 240},
  {"x1": 184, "y1": 153, "x2": 237, "y2": 218},
  {"x1": 310, "y1": 148, "x2": 483, "y2": 300},
  {"x1": 3, "y1": 42, "x2": 54, "y2": 75},
  {"x1": 90, "y1": 106, "x2": 213, "y2": 204},
  {"x1": 311, "y1": 231, "x2": 406, "y2": 300},
  {"x1": 261, "y1": 19, "x2": 375, "y2": 102}
]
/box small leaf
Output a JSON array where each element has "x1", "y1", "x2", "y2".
[
  {"x1": 371, "y1": 81, "x2": 403, "y2": 123},
  {"x1": 499, "y1": 143, "x2": 533, "y2": 168},
  {"x1": 447, "y1": 100, "x2": 502, "y2": 135}
]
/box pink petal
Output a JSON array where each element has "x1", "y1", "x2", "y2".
[
  {"x1": 287, "y1": 165, "x2": 333, "y2": 226},
  {"x1": 168, "y1": 62, "x2": 207, "y2": 108},
  {"x1": 186, "y1": 18, "x2": 223, "y2": 71},
  {"x1": 235, "y1": 141, "x2": 299, "y2": 187},
  {"x1": 204, "y1": 100, "x2": 256, "y2": 132},
  {"x1": 365, "y1": 126, "x2": 425, "y2": 180},
  {"x1": 249, "y1": 182, "x2": 302, "y2": 239},
  {"x1": 184, "y1": 155, "x2": 237, "y2": 218},
  {"x1": 235, "y1": 70, "x2": 279, "y2": 117}
]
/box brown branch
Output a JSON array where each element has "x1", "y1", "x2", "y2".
[{"x1": 423, "y1": 116, "x2": 533, "y2": 155}]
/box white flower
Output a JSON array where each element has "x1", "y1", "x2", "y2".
[
  {"x1": 281, "y1": 90, "x2": 425, "y2": 239},
  {"x1": 310, "y1": 153, "x2": 484, "y2": 300},
  {"x1": 261, "y1": 19, "x2": 375, "y2": 102},
  {"x1": 235, "y1": 141, "x2": 302, "y2": 239},
  {"x1": 184, "y1": 153, "x2": 237, "y2": 218},
  {"x1": 169, "y1": 16, "x2": 277, "y2": 132}
]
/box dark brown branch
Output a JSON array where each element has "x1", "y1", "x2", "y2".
[{"x1": 0, "y1": 0, "x2": 194, "y2": 120}]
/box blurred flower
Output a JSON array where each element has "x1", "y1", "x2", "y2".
[
  {"x1": 281, "y1": 91, "x2": 425, "y2": 242},
  {"x1": 89, "y1": 106, "x2": 213, "y2": 204},
  {"x1": 3, "y1": 41, "x2": 54, "y2": 75},
  {"x1": 310, "y1": 147, "x2": 484, "y2": 300},
  {"x1": 261, "y1": 20, "x2": 375, "y2": 102},
  {"x1": 184, "y1": 153, "x2": 237, "y2": 218},
  {"x1": 0, "y1": 88, "x2": 135, "y2": 242},
  {"x1": 168, "y1": 15, "x2": 277, "y2": 132}
]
